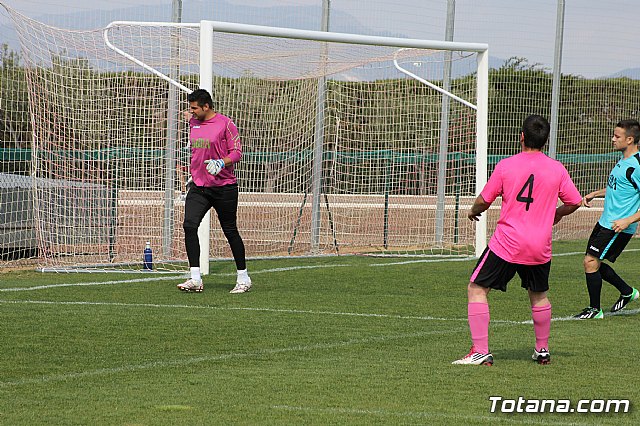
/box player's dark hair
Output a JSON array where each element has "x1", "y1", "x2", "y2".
[
  {"x1": 187, "y1": 88, "x2": 213, "y2": 109},
  {"x1": 521, "y1": 114, "x2": 550, "y2": 149},
  {"x1": 615, "y1": 119, "x2": 640, "y2": 144}
]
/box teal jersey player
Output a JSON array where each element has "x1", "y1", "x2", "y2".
[
  {"x1": 576, "y1": 120, "x2": 640, "y2": 320},
  {"x1": 599, "y1": 153, "x2": 640, "y2": 234}
]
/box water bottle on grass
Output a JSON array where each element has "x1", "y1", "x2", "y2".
[{"x1": 143, "y1": 241, "x2": 153, "y2": 270}]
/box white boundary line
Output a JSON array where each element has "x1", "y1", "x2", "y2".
[
  {"x1": 5, "y1": 249, "x2": 640, "y2": 293},
  {"x1": 0, "y1": 275, "x2": 184, "y2": 292},
  {"x1": 369, "y1": 248, "x2": 640, "y2": 266},
  {"x1": 271, "y1": 405, "x2": 591, "y2": 426},
  {"x1": 0, "y1": 248, "x2": 599, "y2": 292},
  {"x1": 369, "y1": 257, "x2": 475, "y2": 266},
  {"x1": 0, "y1": 264, "x2": 350, "y2": 292},
  {"x1": 0, "y1": 327, "x2": 467, "y2": 388},
  {"x1": 0, "y1": 298, "x2": 635, "y2": 392},
  {"x1": 3, "y1": 299, "x2": 634, "y2": 323},
  {"x1": 0, "y1": 299, "x2": 474, "y2": 322},
  {"x1": 1, "y1": 250, "x2": 638, "y2": 323},
  {"x1": 0, "y1": 284, "x2": 637, "y2": 392},
  {"x1": 551, "y1": 248, "x2": 640, "y2": 258}
]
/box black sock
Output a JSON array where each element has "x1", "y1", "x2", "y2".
[
  {"x1": 585, "y1": 271, "x2": 602, "y2": 310},
  {"x1": 599, "y1": 263, "x2": 633, "y2": 296}
]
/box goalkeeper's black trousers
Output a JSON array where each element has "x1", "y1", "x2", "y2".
[{"x1": 183, "y1": 183, "x2": 246, "y2": 270}]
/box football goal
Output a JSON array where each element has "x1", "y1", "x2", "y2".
[{"x1": 4, "y1": 6, "x2": 488, "y2": 272}]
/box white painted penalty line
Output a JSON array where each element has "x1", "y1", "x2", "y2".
[
  {"x1": 0, "y1": 327, "x2": 467, "y2": 389},
  {"x1": 3, "y1": 299, "x2": 631, "y2": 324},
  {"x1": 0, "y1": 264, "x2": 350, "y2": 292},
  {"x1": 6, "y1": 248, "x2": 640, "y2": 292},
  {"x1": 551, "y1": 247, "x2": 640, "y2": 258},
  {"x1": 0, "y1": 254, "x2": 580, "y2": 291},
  {"x1": 369, "y1": 247, "x2": 640, "y2": 266},
  {"x1": 271, "y1": 405, "x2": 590, "y2": 426}
]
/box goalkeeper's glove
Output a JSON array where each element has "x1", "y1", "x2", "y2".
[{"x1": 204, "y1": 159, "x2": 225, "y2": 176}]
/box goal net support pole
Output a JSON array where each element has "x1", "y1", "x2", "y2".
[
  {"x1": 393, "y1": 49, "x2": 487, "y2": 258},
  {"x1": 197, "y1": 21, "x2": 214, "y2": 275},
  {"x1": 476, "y1": 50, "x2": 489, "y2": 258}
]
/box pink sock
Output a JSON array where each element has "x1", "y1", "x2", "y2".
[
  {"x1": 531, "y1": 304, "x2": 551, "y2": 351},
  {"x1": 468, "y1": 302, "x2": 490, "y2": 354}
]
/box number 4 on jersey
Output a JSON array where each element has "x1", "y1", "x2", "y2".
[{"x1": 516, "y1": 174, "x2": 534, "y2": 211}]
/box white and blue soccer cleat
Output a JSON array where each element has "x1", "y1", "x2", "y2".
[{"x1": 452, "y1": 346, "x2": 493, "y2": 366}]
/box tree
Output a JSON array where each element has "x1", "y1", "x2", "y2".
[{"x1": 0, "y1": 43, "x2": 31, "y2": 148}]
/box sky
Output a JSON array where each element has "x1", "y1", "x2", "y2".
[{"x1": 1, "y1": 0, "x2": 638, "y2": 78}]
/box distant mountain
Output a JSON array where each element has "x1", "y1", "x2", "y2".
[
  {"x1": 2, "y1": 0, "x2": 404, "y2": 41},
  {"x1": 604, "y1": 68, "x2": 640, "y2": 80},
  {"x1": 0, "y1": 0, "x2": 417, "y2": 81},
  {"x1": 0, "y1": 2, "x2": 507, "y2": 81},
  {"x1": 3, "y1": 3, "x2": 639, "y2": 80}
]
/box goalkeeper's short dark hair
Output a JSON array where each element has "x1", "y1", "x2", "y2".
[
  {"x1": 187, "y1": 89, "x2": 214, "y2": 109},
  {"x1": 521, "y1": 114, "x2": 550, "y2": 150}
]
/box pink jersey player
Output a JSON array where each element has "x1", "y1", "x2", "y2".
[
  {"x1": 189, "y1": 113, "x2": 242, "y2": 187},
  {"x1": 178, "y1": 89, "x2": 252, "y2": 295},
  {"x1": 481, "y1": 151, "x2": 582, "y2": 265},
  {"x1": 453, "y1": 114, "x2": 582, "y2": 367}
]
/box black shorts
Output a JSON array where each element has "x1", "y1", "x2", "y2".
[
  {"x1": 470, "y1": 247, "x2": 551, "y2": 292},
  {"x1": 585, "y1": 222, "x2": 632, "y2": 262}
]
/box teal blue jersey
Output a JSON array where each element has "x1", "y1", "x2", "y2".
[{"x1": 599, "y1": 153, "x2": 640, "y2": 234}]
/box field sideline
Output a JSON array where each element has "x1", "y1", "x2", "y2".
[{"x1": 1, "y1": 240, "x2": 639, "y2": 425}]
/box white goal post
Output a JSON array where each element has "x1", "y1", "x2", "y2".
[{"x1": 6, "y1": 7, "x2": 489, "y2": 272}]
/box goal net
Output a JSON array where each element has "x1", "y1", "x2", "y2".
[{"x1": 5, "y1": 8, "x2": 488, "y2": 272}]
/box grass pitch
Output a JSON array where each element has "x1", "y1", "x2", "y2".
[{"x1": 0, "y1": 240, "x2": 639, "y2": 425}]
